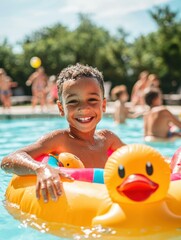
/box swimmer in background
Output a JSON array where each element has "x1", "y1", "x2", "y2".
[
  {"x1": 1, "y1": 63, "x2": 126, "y2": 203},
  {"x1": 111, "y1": 85, "x2": 130, "y2": 124},
  {"x1": 147, "y1": 73, "x2": 161, "y2": 89},
  {"x1": 0, "y1": 68, "x2": 17, "y2": 112},
  {"x1": 111, "y1": 84, "x2": 145, "y2": 124},
  {"x1": 143, "y1": 88, "x2": 181, "y2": 142},
  {"x1": 130, "y1": 70, "x2": 149, "y2": 106},
  {"x1": 46, "y1": 75, "x2": 58, "y2": 108},
  {"x1": 26, "y1": 67, "x2": 48, "y2": 112}
]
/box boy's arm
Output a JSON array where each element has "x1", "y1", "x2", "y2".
[
  {"x1": 1, "y1": 132, "x2": 56, "y2": 175},
  {"x1": 1, "y1": 135, "x2": 73, "y2": 202}
]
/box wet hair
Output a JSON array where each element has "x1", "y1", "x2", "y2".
[
  {"x1": 144, "y1": 88, "x2": 160, "y2": 106},
  {"x1": 56, "y1": 63, "x2": 105, "y2": 101}
]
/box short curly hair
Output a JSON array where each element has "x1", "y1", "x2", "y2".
[{"x1": 56, "y1": 63, "x2": 105, "y2": 101}]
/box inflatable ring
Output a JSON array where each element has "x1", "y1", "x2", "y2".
[
  {"x1": 5, "y1": 144, "x2": 181, "y2": 237},
  {"x1": 170, "y1": 146, "x2": 181, "y2": 180},
  {"x1": 36, "y1": 152, "x2": 104, "y2": 183}
]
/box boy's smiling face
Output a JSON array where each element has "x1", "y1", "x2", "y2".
[{"x1": 57, "y1": 77, "x2": 106, "y2": 133}]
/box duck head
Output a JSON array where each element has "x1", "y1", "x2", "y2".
[
  {"x1": 58, "y1": 152, "x2": 85, "y2": 168},
  {"x1": 104, "y1": 144, "x2": 171, "y2": 204}
]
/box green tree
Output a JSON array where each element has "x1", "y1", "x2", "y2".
[
  {"x1": 0, "y1": 40, "x2": 16, "y2": 78},
  {"x1": 128, "y1": 6, "x2": 181, "y2": 93},
  {"x1": 98, "y1": 28, "x2": 130, "y2": 88},
  {"x1": 149, "y1": 6, "x2": 181, "y2": 92},
  {"x1": 71, "y1": 14, "x2": 111, "y2": 67}
]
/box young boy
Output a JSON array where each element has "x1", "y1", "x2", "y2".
[
  {"x1": 143, "y1": 88, "x2": 181, "y2": 141},
  {"x1": 1, "y1": 63, "x2": 125, "y2": 202}
]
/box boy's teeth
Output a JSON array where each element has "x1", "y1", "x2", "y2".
[{"x1": 78, "y1": 117, "x2": 91, "y2": 122}]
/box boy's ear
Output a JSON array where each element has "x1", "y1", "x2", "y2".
[
  {"x1": 57, "y1": 100, "x2": 65, "y2": 116},
  {"x1": 102, "y1": 98, "x2": 107, "y2": 112}
]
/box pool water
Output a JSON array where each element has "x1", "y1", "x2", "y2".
[{"x1": 0, "y1": 117, "x2": 181, "y2": 239}]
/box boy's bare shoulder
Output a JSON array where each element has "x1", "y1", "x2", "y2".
[
  {"x1": 97, "y1": 130, "x2": 122, "y2": 143},
  {"x1": 38, "y1": 129, "x2": 69, "y2": 142},
  {"x1": 97, "y1": 129, "x2": 116, "y2": 137}
]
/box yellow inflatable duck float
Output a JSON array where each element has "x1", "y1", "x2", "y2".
[{"x1": 5, "y1": 144, "x2": 181, "y2": 237}]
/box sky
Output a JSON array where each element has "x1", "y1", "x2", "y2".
[{"x1": 1, "y1": 0, "x2": 181, "y2": 51}]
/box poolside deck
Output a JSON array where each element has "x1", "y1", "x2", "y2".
[
  {"x1": 0, "y1": 103, "x2": 181, "y2": 119},
  {"x1": 0, "y1": 103, "x2": 112, "y2": 119}
]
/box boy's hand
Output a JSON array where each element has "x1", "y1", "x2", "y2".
[{"x1": 35, "y1": 164, "x2": 73, "y2": 203}]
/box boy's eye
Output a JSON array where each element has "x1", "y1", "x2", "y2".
[
  {"x1": 67, "y1": 100, "x2": 78, "y2": 105},
  {"x1": 89, "y1": 98, "x2": 99, "y2": 103},
  {"x1": 66, "y1": 98, "x2": 99, "y2": 105}
]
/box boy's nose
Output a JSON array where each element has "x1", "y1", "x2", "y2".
[{"x1": 78, "y1": 102, "x2": 90, "y2": 112}]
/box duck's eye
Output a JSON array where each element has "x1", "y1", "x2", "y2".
[
  {"x1": 146, "y1": 162, "x2": 153, "y2": 175},
  {"x1": 118, "y1": 165, "x2": 125, "y2": 178}
]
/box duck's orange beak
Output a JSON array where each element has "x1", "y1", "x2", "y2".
[{"x1": 117, "y1": 174, "x2": 158, "y2": 202}]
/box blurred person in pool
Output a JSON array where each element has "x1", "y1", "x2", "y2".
[
  {"x1": 111, "y1": 84, "x2": 144, "y2": 124},
  {"x1": 143, "y1": 87, "x2": 181, "y2": 142},
  {"x1": 111, "y1": 85, "x2": 130, "y2": 124},
  {"x1": 1, "y1": 63, "x2": 125, "y2": 203},
  {"x1": 130, "y1": 70, "x2": 149, "y2": 106}
]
